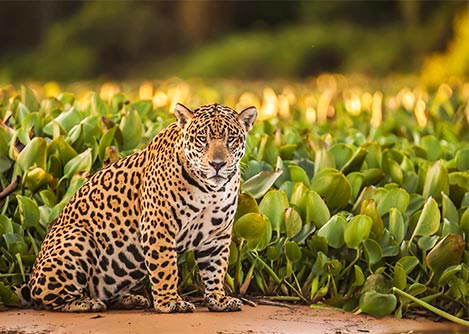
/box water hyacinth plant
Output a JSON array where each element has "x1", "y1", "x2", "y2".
[{"x1": 0, "y1": 78, "x2": 468, "y2": 326}]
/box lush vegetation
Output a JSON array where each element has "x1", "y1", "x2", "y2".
[{"x1": 0, "y1": 78, "x2": 468, "y2": 326}]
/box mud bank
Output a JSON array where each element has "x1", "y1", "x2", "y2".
[{"x1": 0, "y1": 306, "x2": 464, "y2": 334}]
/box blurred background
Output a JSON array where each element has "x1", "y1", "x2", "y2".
[{"x1": 0, "y1": 1, "x2": 467, "y2": 86}]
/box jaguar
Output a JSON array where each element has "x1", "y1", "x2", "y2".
[{"x1": 19, "y1": 103, "x2": 257, "y2": 313}]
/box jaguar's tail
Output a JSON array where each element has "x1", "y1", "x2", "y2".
[{"x1": 11, "y1": 283, "x2": 33, "y2": 308}]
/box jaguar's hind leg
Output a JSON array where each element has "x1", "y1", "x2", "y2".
[
  {"x1": 110, "y1": 294, "x2": 150, "y2": 309},
  {"x1": 57, "y1": 297, "x2": 107, "y2": 312}
]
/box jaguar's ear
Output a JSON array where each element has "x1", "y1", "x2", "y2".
[
  {"x1": 174, "y1": 103, "x2": 193, "y2": 129},
  {"x1": 238, "y1": 106, "x2": 257, "y2": 132}
]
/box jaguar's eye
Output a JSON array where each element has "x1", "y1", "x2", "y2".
[
  {"x1": 227, "y1": 136, "x2": 237, "y2": 146},
  {"x1": 198, "y1": 136, "x2": 207, "y2": 145}
]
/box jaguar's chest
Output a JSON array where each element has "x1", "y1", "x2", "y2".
[{"x1": 173, "y1": 185, "x2": 239, "y2": 253}]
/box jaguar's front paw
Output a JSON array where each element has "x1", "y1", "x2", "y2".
[
  {"x1": 155, "y1": 300, "x2": 195, "y2": 313},
  {"x1": 206, "y1": 294, "x2": 243, "y2": 312}
]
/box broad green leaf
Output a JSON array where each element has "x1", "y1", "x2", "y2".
[
  {"x1": 437, "y1": 265, "x2": 462, "y2": 287},
  {"x1": 397, "y1": 256, "x2": 419, "y2": 274},
  {"x1": 426, "y1": 233, "x2": 464, "y2": 275},
  {"x1": 347, "y1": 172, "x2": 365, "y2": 203},
  {"x1": 383, "y1": 157, "x2": 403, "y2": 185},
  {"x1": 328, "y1": 143, "x2": 353, "y2": 170},
  {"x1": 285, "y1": 240, "x2": 302, "y2": 263},
  {"x1": 389, "y1": 208, "x2": 406, "y2": 243},
  {"x1": 422, "y1": 160, "x2": 449, "y2": 202},
  {"x1": 120, "y1": 109, "x2": 143, "y2": 150},
  {"x1": 247, "y1": 214, "x2": 272, "y2": 251},
  {"x1": 43, "y1": 106, "x2": 82, "y2": 134},
  {"x1": 310, "y1": 169, "x2": 352, "y2": 211},
  {"x1": 455, "y1": 148, "x2": 469, "y2": 172},
  {"x1": 392, "y1": 262, "x2": 406, "y2": 289},
  {"x1": 234, "y1": 213, "x2": 268, "y2": 241},
  {"x1": 20, "y1": 85, "x2": 39, "y2": 112},
  {"x1": 317, "y1": 215, "x2": 346, "y2": 248},
  {"x1": 352, "y1": 265, "x2": 365, "y2": 287},
  {"x1": 344, "y1": 215, "x2": 373, "y2": 249},
  {"x1": 98, "y1": 125, "x2": 117, "y2": 161},
  {"x1": 259, "y1": 189, "x2": 289, "y2": 234},
  {"x1": 376, "y1": 188, "x2": 410, "y2": 217},
  {"x1": 284, "y1": 207, "x2": 302, "y2": 239},
  {"x1": 360, "y1": 199, "x2": 384, "y2": 240},
  {"x1": 25, "y1": 167, "x2": 54, "y2": 192},
  {"x1": 0, "y1": 215, "x2": 14, "y2": 235},
  {"x1": 305, "y1": 189, "x2": 330, "y2": 228},
  {"x1": 363, "y1": 239, "x2": 382, "y2": 266},
  {"x1": 16, "y1": 137, "x2": 47, "y2": 172},
  {"x1": 359, "y1": 291, "x2": 397, "y2": 318},
  {"x1": 411, "y1": 197, "x2": 440, "y2": 240},
  {"x1": 341, "y1": 147, "x2": 368, "y2": 174},
  {"x1": 62, "y1": 148, "x2": 93, "y2": 180},
  {"x1": 234, "y1": 193, "x2": 259, "y2": 222},
  {"x1": 442, "y1": 192, "x2": 458, "y2": 224},
  {"x1": 242, "y1": 160, "x2": 283, "y2": 199},
  {"x1": 421, "y1": 135, "x2": 442, "y2": 161},
  {"x1": 17, "y1": 195, "x2": 40, "y2": 229},
  {"x1": 314, "y1": 148, "x2": 335, "y2": 174},
  {"x1": 288, "y1": 164, "x2": 310, "y2": 186}
]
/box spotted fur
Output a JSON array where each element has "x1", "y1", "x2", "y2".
[{"x1": 25, "y1": 103, "x2": 257, "y2": 313}]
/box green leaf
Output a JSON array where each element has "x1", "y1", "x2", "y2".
[
  {"x1": 360, "y1": 199, "x2": 384, "y2": 240},
  {"x1": 259, "y1": 189, "x2": 289, "y2": 235},
  {"x1": 305, "y1": 190, "x2": 330, "y2": 228},
  {"x1": 310, "y1": 169, "x2": 352, "y2": 211},
  {"x1": 16, "y1": 137, "x2": 47, "y2": 172},
  {"x1": 422, "y1": 160, "x2": 449, "y2": 202},
  {"x1": 120, "y1": 109, "x2": 143, "y2": 150},
  {"x1": 411, "y1": 197, "x2": 440, "y2": 240},
  {"x1": 285, "y1": 240, "x2": 302, "y2": 263},
  {"x1": 20, "y1": 85, "x2": 39, "y2": 112},
  {"x1": 314, "y1": 148, "x2": 336, "y2": 174},
  {"x1": 344, "y1": 215, "x2": 373, "y2": 249},
  {"x1": 17, "y1": 195, "x2": 40, "y2": 229},
  {"x1": 234, "y1": 193, "x2": 259, "y2": 222},
  {"x1": 363, "y1": 239, "x2": 382, "y2": 266},
  {"x1": 288, "y1": 164, "x2": 310, "y2": 187},
  {"x1": 347, "y1": 172, "x2": 365, "y2": 203},
  {"x1": 441, "y1": 192, "x2": 458, "y2": 224},
  {"x1": 234, "y1": 213, "x2": 268, "y2": 241},
  {"x1": 393, "y1": 262, "x2": 407, "y2": 289},
  {"x1": 376, "y1": 188, "x2": 410, "y2": 217},
  {"x1": 397, "y1": 256, "x2": 419, "y2": 274},
  {"x1": 98, "y1": 126, "x2": 117, "y2": 161},
  {"x1": 317, "y1": 215, "x2": 346, "y2": 248},
  {"x1": 359, "y1": 291, "x2": 397, "y2": 318},
  {"x1": 329, "y1": 143, "x2": 353, "y2": 170},
  {"x1": 455, "y1": 148, "x2": 469, "y2": 172},
  {"x1": 421, "y1": 135, "x2": 442, "y2": 161},
  {"x1": 352, "y1": 265, "x2": 365, "y2": 287},
  {"x1": 426, "y1": 233, "x2": 464, "y2": 275},
  {"x1": 242, "y1": 158, "x2": 283, "y2": 199},
  {"x1": 62, "y1": 148, "x2": 93, "y2": 180},
  {"x1": 389, "y1": 208, "x2": 406, "y2": 243},
  {"x1": 341, "y1": 147, "x2": 368, "y2": 174},
  {"x1": 284, "y1": 207, "x2": 302, "y2": 239}
]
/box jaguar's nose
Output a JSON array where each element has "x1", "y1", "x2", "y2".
[{"x1": 209, "y1": 160, "x2": 227, "y2": 172}]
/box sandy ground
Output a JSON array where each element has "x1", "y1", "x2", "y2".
[{"x1": 0, "y1": 305, "x2": 465, "y2": 334}]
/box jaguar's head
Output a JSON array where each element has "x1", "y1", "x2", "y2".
[{"x1": 174, "y1": 103, "x2": 257, "y2": 188}]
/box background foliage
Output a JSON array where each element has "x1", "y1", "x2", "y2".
[
  {"x1": 0, "y1": 1, "x2": 467, "y2": 83},
  {"x1": 0, "y1": 78, "x2": 468, "y2": 326}
]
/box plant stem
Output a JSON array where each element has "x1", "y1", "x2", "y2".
[{"x1": 392, "y1": 287, "x2": 469, "y2": 327}]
